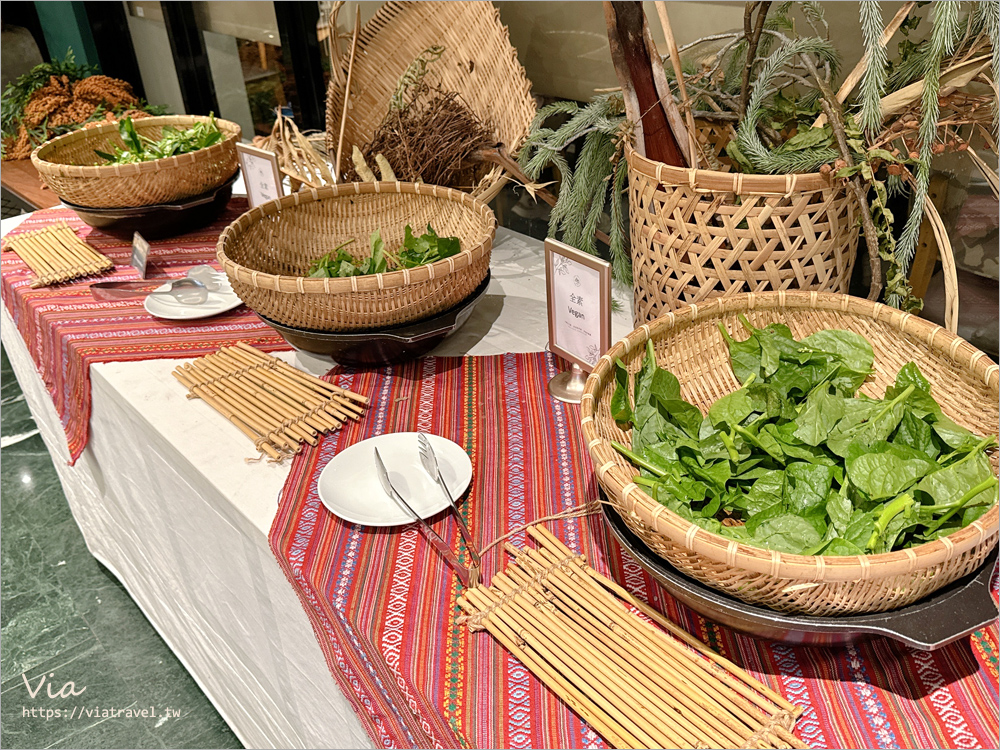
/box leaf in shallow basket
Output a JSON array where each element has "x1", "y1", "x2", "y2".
[
  {"x1": 797, "y1": 329, "x2": 874, "y2": 392},
  {"x1": 610, "y1": 359, "x2": 633, "y2": 425},
  {"x1": 786, "y1": 462, "x2": 834, "y2": 514},
  {"x1": 793, "y1": 386, "x2": 845, "y2": 446},
  {"x1": 914, "y1": 451, "x2": 994, "y2": 508},
  {"x1": 718, "y1": 322, "x2": 761, "y2": 385},
  {"x1": 751, "y1": 513, "x2": 823, "y2": 554},
  {"x1": 885, "y1": 362, "x2": 941, "y2": 420},
  {"x1": 846, "y1": 441, "x2": 936, "y2": 500},
  {"x1": 931, "y1": 415, "x2": 982, "y2": 452},
  {"x1": 893, "y1": 410, "x2": 940, "y2": 458}
]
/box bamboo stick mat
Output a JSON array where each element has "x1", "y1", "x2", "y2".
[
  {"x1": 172, "y1": 342, "x2": 367, "y2": 461},
  {"x1": 459, "y1": 526, "x2": 805, "y2": 750},
  {"x1": 3, "y1": 221, "x2": 114, "y2": 287}
]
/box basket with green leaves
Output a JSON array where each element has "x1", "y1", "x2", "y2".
[
  {"x1": 580, "y1": 291, "x2": 998, "y2": 616},
  {"x1": 31, "y1": 114, "x2": 241, "y2": 208}
]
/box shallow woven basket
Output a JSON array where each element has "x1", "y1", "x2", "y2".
[
  {"x1": 581, "y1": 291, "x2": 999, "y2": 616},
  {"x1": 31, "y1": 115, "x2": 241, "y2": 208},
  {"x1": 627, "y1": 142, "x2": 861, "y2": 326},
  {"x1": 217, "y1": 182, "x2": 495, "y2": 332},
  {"x1": 325, "y1": 0, "x2": 536, "y2": 204}
]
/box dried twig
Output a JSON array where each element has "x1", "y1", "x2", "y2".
[
  {"x1": 334, "y1": 7, "x2": 361, "y2": 183},
  {"x1": 739, "y1": 2, "x2": 772, "y2": 119}
]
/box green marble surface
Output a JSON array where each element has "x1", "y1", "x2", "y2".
[{"x1": 0, "y1": 345, "x2": 242, "y2": 749}]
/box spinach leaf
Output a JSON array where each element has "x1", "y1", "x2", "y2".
[
  {"x1": 786, "y1": 462, "x2": 834, "y2": 513},
  {"x1": 846, "y1": 442, "x2": 935, "y2": 499},
  {"x1": 793, "y1": 386, "x2": 845, "y2": 446},
  {"x1": 610, "y1": 359, "x2": 633, "y2": 425},
  {"x1": 752, "y1": 514, "x2": 823, "y2": 554}
]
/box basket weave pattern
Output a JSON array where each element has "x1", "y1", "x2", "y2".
[
  {"x1": 31, "y1": 115, "x2": 241, "y2": 208},
  {"x1": 581, "y1": 292, "x2": 999, "y2": 616},
  {"x1": 627, "y1": 144, "x2": 860, "y2": 326},
  {"x1": 324, "y1": 0, "x2": 535, "y2": 204},
  {"x1": 217, "y1": 182, "x2": 495, "y2": 332}
]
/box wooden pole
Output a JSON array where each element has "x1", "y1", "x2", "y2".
[{"x1": 334, "y1": 6, "x2": 361, "y2": 183}]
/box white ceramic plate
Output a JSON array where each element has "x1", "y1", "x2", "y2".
[
  {"x1": 143, "y1": 273, "x2": 243, "y2": 320},
  {"x1": 317, "y1": 432, "x2": 473, "y2": 527}
]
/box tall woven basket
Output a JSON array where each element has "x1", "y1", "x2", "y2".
[
  {"x1": 325, "y1": 0, "x2": 536, "y2": 204},
  {"x1": 31, "y1": 115, "x2": 241, "y2": 208},
  {"x1": 581, "y1": 292, "x2": 998, "y2": 616},
  {"x1": 627, "y1": 142, "x2": 861, "y2": 325}
]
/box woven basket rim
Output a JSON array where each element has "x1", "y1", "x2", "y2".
[
  {"x1": 580, "y1": 291, "x2": 999, "y2": 583},
  {"x1": 216, "y1": 181, "x2": 497, "y2": 294},
  {"x1": 30, "y1": 115, "x2": 242, "y2": 178},
  {"x1": 626, "y1": 141, "x2": 839, "y2": 193}
]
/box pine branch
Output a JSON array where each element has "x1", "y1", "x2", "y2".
[
  {"x1": 859, "y1": 1, "x2": 889, "y2": 136},
  {"x1": 740, "y1": 2, "x2": 773, "y2": 119}
]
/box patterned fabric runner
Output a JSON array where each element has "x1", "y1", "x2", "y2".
[
  {"x1": 0, "y1": 201, "x2": 288, "y2": 463},
  {"x1": 270, "y1": 352, "x2": 999, "y2": 750}
]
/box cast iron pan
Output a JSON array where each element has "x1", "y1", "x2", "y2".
[
  {"x1": 603, "y1": 502, "x2": 998, "y2": 650},
  {"x1": 62, "y1": 171, "x2": 238, "y2": 240},
  {"x1": 257, "y1": 270, "x2": 491, "y2": 367}
]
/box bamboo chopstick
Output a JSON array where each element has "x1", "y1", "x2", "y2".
[
  {"x1": 172, "y1": 344, "x2": 367, "y2": 460},
  {"x1": 458, "y1": 530, "x2": 806, "y2": 750},
  {"x1": 3, "y1": 223, "x2": 114, "y2": 288}
]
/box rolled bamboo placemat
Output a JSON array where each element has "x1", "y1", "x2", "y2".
[
  {"x1": 458, "y1": 529, "x2": 804, "y2": 750},
  {"x1": 172, "y1": 344, "x2": 367, "y2": 461},
  {"x1": 3, "y1": 222, "x2": 114, "y2": 287}
]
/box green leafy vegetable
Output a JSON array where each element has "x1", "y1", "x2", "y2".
[
  {"x1": 609, "y1": 323, "x2": 998, "y2": 557},
  {"x1": 307, "y1": 225, "x2": 461, "y2": 278},
  {"x1": 95, "y1": 116, "x2": 222, "y2": 164}
]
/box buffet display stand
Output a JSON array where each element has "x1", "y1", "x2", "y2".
[{"x1": 0, "y1": 210, "x2": 634, "y2": 748}]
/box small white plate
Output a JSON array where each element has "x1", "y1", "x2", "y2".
[
  {"x1": 317, "y1": 432, "x2": 472, "y2": 527},
  {"x1": 143, "y1": 273, "x2": 243, "y2": 321}
]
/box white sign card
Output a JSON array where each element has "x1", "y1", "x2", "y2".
[
  {"x1": 236, "y1": 142, "x2": 283, "y2": 208},
  {"x1": 130, "y1": 232, "x2": 150, "y2": 278},
  {"x1": 544, "y1": 238, "x2": 612, "y2": 372}
]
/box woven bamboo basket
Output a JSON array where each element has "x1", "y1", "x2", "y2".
[
  {"x1": 217, "y1": 182, "x2": 495, "y2": 332},
  {"x1": 627, "y1": 142, "x2": 861, "y2": 326},
  {"x1": 31, "y1": 115, "x2": 241, "y2": 208},
  {"x1": 324, "y1": 0, "x2": 536, "y2": 204},
  {"x1": 581, "y1": 291, "x2": 999, "y2": 616}
]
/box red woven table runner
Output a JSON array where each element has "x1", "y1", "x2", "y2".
[
  {"x1": 0, "y1": 200, "x2": 288, "y2": 463},
  {"x1": 271, "y1": 352, "x2": 999, "y2": 749}
]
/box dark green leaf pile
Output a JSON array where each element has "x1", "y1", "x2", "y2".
[
  {"x1": 610, "y1": 317, "x2": 998, "y2": 556},
  {"x1": 307, "y1": 225, "x2": 460, "y2": 278},
  {"x1": 95, "y1": 116, "x2": 222, "y2": 164}
]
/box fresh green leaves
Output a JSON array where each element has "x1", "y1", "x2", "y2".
[
  {"x1": 611, "y1": 323, "x2": 997, "y2": 557},
  {"x1": 95, "y1": 116, "x2": 222, "y2": 164},
  {"x1": 307, "y1": 225, "x2": 461, "y2": 278}
]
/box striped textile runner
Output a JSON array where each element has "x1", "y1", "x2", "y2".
[
  {"x1": 270, "y1": 352, "x2": 999, "y2": 750},
  {"x1": 0, "y1": 201, "x2": 288, "y2": 463}
]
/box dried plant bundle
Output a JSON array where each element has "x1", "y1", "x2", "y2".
[
  {"x1": 346, "y1": 83, "x2": 496, "y2": 192},
  {"x1": 253, "y1": 113, "x2": 334, "y2": 190}
]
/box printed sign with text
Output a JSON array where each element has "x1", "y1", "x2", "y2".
[{"x1": 544, "y1": 239, "x2": 611, "y2": 372}]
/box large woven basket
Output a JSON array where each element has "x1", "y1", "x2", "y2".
[
  {"x1": 627, "y1": 143, "x2": 861, "y2": 326},
  {"x1": 581, "y1": 291, "x2": 999, "y2": 616},
  {"x1": 324, "y1": 0, "x2": 536, "y2": 204},
  {"x1": 31, "y1": 115, "x2": 241, "y2": 208},
  {"x1": 217, "y1": 181, "x2": 495, "y2": 332}
]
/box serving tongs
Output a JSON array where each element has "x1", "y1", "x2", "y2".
[{"x1": 374, "y1": 446, "x2": 479, "y2": 587}]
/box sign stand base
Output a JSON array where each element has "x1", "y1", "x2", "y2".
[{"x1": 547, "y1": 363, "x2": 588, "y2": 404}]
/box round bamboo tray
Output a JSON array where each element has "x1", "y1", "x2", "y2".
[
  {"x1": 626, "y1": 142, "x2": 861, "y2": 326},
  {"x1": 217, "y1": 181, "x2": 496, "y2": 332},
  {"x1": 581, "y1": 291, "x2": 999, "y2": 616},
  {"x1": 31, "y1": 115, "x2": 241, "y2": 208},
  {"x1": 325, "y1": 0, "x2": 536, "y2": 204}
]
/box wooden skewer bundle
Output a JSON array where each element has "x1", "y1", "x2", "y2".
[
  {"x1": 171, "y1": 342, "x2": 368, "y2": 461},
  {"x1": 3, "y1": 222, "x2": 114, "y2": 288},
  {"x1": 458, "y1": 526, "x2": 805, "y2": 750}
]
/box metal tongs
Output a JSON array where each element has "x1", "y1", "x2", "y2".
[{"x1": 374, "y1": 439, "x2": 481, "y2": 587}]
